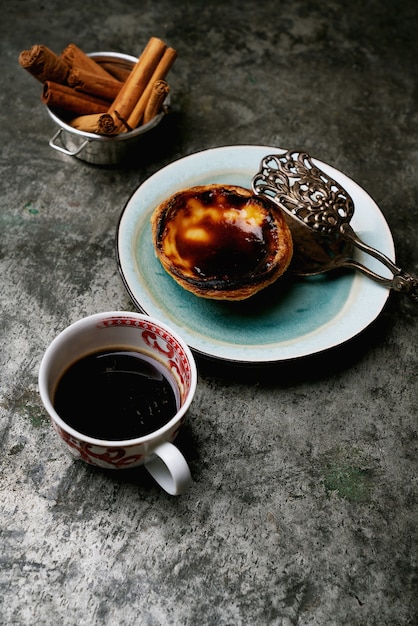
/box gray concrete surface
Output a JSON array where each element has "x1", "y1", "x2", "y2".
[{"x1": 1, "y1": 1, "x2": 417, "y2": 624}]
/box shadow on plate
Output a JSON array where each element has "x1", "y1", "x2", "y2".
[{"x1": 195, "y1": 291, "x2": 397, "y2": 387}]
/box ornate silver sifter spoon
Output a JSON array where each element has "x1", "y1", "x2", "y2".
[{"x1": 252, "y1": 150, "x2": 418, "y2": 303}]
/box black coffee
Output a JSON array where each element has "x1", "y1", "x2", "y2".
[{"x1": 53, "y1": 349, "x2": 179, "y2": 440}]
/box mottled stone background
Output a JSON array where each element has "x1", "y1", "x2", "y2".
[{"x1": 0, "y1": 1, "x2": 417, "y2": 624}]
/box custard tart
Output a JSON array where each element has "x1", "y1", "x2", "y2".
[{"x1": 151, "y1": 184, "x2": 293, "y2": 301}]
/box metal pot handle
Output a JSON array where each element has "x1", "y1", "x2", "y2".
[{"x1": 49, "y1": 128, "x2": 90, "y2": 156}]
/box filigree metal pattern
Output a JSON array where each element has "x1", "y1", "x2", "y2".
[
  {"x1": 252, "y1": 150, "x2": 354, "y2": 236},
  {"x1": 252, "y1": 150, "x2": 418, "y2": 301}
]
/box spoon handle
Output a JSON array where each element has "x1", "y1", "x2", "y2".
[
  {"x1": 252, "y1": 150, "x2": 418, "y2": 304},
  {"x1": 341, "y1": 224, "x2": 418, "y2": 303}
]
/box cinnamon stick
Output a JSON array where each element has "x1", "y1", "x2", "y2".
[
  {"x1": 98, "y1": 63, "x2": 132, "y2": 82},
  {"x1": 18, "y1": 44, "x2": 70, "y2": 84},
  {"x1": 126, "y1": 47, "x2": 177, "y2": 130},
  {"x1": 143, "y1": 80, "x2": 170, "y2": 124},
  {"x1": 60, "y1": 43, "x2": 115, "y2": 80},
  {"x1": 42, "y1": 81, "x2": 109, "y2": 115},
  {"x1": 67, "y1": 67, "x2": 123, "y2": 101},
  {"x1": 69, "y1": 113, "x2": 117, "y2": 134},
  {"x1": 108, "y1": 36, "x2": 167, "y2": 131}
]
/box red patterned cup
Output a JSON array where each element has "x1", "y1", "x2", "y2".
[{"x1": 38, "y1": 312, "x2": 197, "y2": 495}]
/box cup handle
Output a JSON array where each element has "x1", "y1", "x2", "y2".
[{"x1": 144, "y1": 442, "x2": 192, "y2": 495}]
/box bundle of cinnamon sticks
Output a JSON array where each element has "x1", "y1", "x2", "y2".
[{"x1": 18, "y1": 37, "x2": 176, "y2": 135}]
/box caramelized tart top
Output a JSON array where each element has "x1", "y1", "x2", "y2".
[{"x1": 151, "y1": 184, "x2": 293, "y2": 299}]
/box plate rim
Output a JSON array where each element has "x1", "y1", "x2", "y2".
[{"x1": 116, "y1": 144, "x2": 394, "y2": 364}]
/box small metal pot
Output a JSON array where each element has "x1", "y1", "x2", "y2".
[{"x1": 45, "y1": 52, "x2": 170, "y2": 165}]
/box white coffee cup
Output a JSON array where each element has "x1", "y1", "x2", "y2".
[{"x1": 38, "y1": 311, "x2": 197, "y2": 495}]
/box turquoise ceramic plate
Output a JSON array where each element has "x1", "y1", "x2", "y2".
[{"x1": 116, "y1": 145, "x2": 394, "y2": 363}]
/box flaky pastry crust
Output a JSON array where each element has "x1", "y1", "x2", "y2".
[{"x1": 151, "y1": 184, "x2": 293, "y2": 301}]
